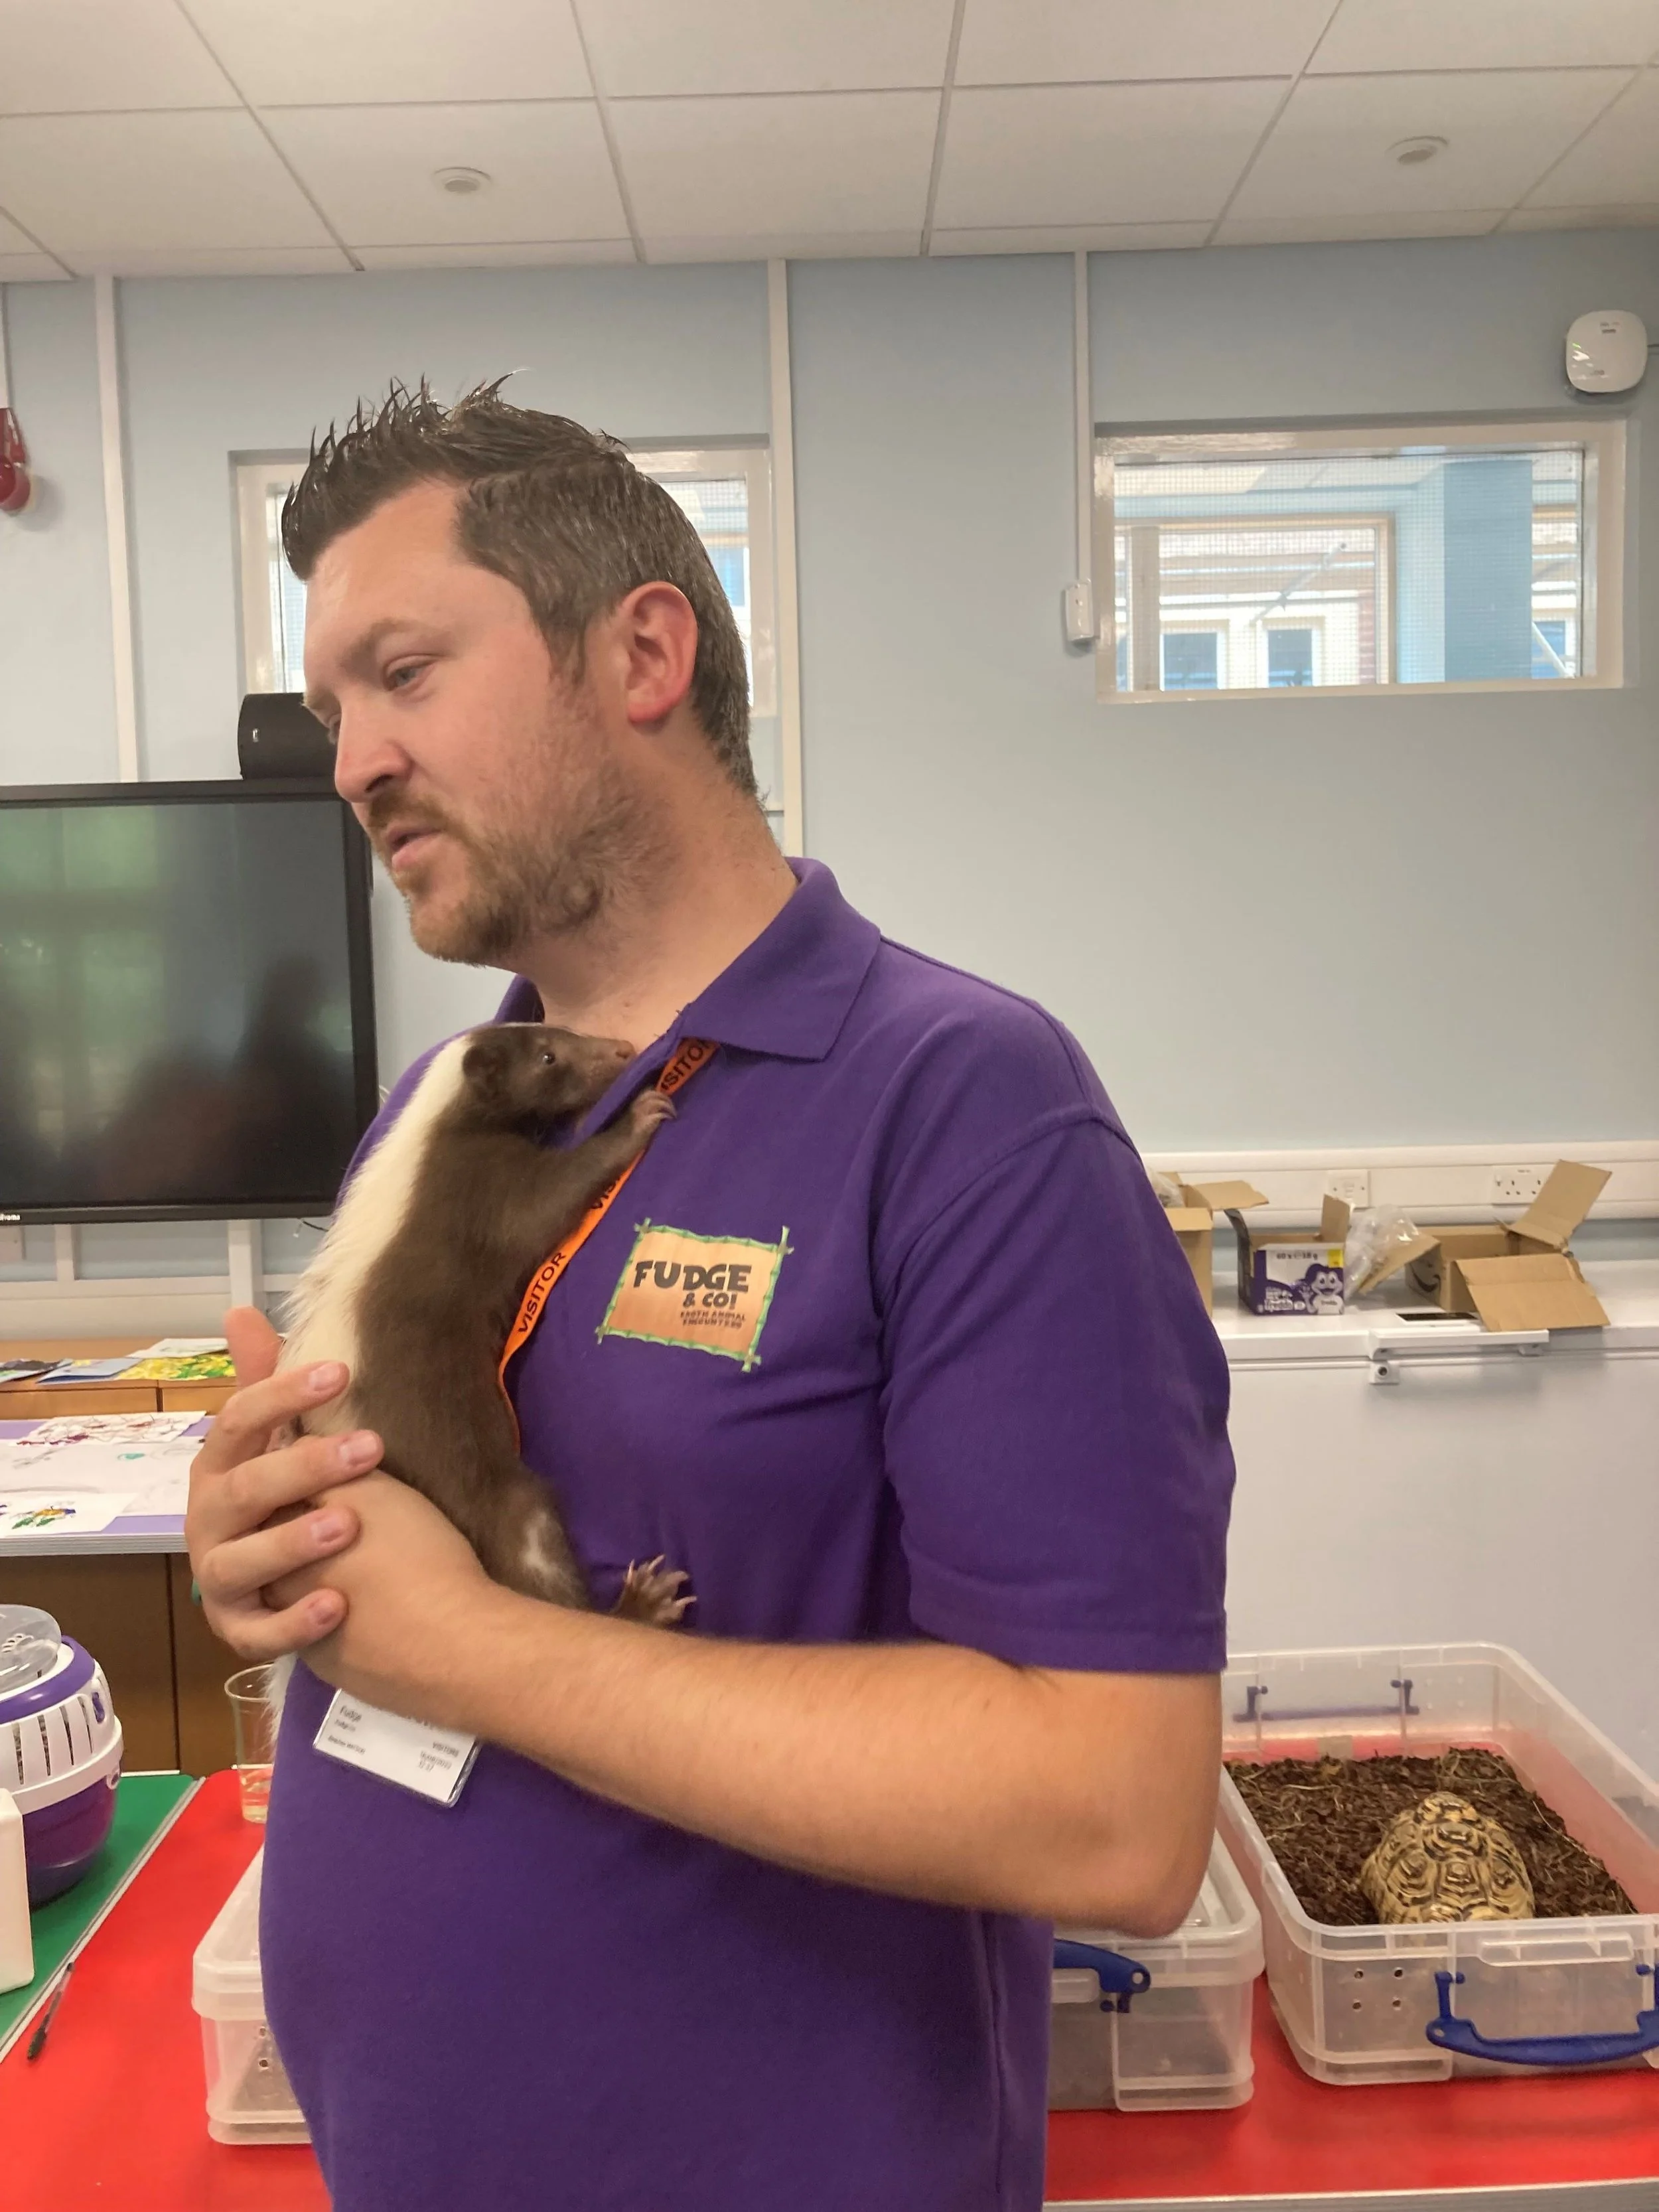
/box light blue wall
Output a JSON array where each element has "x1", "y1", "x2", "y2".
[
  {"x1": 793, "y1": 236, "x2": 1659, "y2": 1150},
  {"x1": 0, "y1": 281, "x2": 117, "y2": 786}
]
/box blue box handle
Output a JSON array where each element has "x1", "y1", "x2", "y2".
[
  {"x1": 1427, "y1": 1966, "x2": 1659, "y2": 2068},
  {"x1": 1052, "y1": 1939, "x2": 1152, "y2": 2014}
]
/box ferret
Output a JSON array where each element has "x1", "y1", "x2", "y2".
[{"x1": 275, "y1": 1021, "x2": 691, "y2": 1629}]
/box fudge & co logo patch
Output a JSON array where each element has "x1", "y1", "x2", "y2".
[{"x1": 598, "y1": 1218, "x2": 791, "y2": 1370}]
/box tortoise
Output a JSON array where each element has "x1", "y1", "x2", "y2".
[{"x1": 1360, "y1": 1793, "x2": 1536, "y2": 1924}]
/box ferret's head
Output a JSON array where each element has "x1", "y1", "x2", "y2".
[{"x1": 459, "y1": 1023, "x2": 634, "y2": 1130}]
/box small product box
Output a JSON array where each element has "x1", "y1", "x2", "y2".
[
  {"x1": 192, "y1": 1849, "x2": 309, "y2": 2145},
  {"x1": 1050, "y1": 1832, "x2": 1263, "y2": 2112},
  {"x1": 1233, "y1": 1194, "x2": 1351, "y2": 1316}
]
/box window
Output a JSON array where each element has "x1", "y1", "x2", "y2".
[
  {"x1": 234, "y1": 458, "x2": 309, "y2": 694},
  {"x1": 1096, "y1": 421, "x2": 1623, "y2": 701}
]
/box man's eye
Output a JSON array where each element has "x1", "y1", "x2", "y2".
[{"x1": 386, "y1": 662, "x2": 426, "y2": 690}]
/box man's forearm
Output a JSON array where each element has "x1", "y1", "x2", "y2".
[{"x1": 423, "y1": 1591, "x2": 1218, "y2": 1927}]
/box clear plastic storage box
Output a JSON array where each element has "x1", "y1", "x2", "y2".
[
  {"x1": 192, "y1": 1849, "x2": 309, "y2": 2145},
  {"x1": 1218, "y1": 1644, "x2": 1659, "y2": 2087},
  {"x1": 1050, "y1": 1832, "x2": 1263, "y2": 2111}
]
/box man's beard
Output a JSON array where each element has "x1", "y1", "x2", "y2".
[{"x1": 372, "y1": 753, "x2": 648, "y2": 968}]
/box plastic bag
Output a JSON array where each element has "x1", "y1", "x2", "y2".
[{"x1": 1344, "y1": 1208, "x2": 1425, "y2": 1301}]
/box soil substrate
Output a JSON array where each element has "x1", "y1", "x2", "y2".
[{"x1": 1226, "y1": 1746, "x2": 1635, "y2": 1926}]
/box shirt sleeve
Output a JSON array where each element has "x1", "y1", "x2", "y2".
[{"x1": 877, "y1": 1110, "x2": 1234, "y2": 1675}]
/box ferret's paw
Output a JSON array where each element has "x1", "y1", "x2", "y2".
[
  {"x1": 613, "y1": 1556, "x2": 696, "y2": 1629},
  {"x1": 630, "y1": 1092, "x2": 677, "y2": 1136}
]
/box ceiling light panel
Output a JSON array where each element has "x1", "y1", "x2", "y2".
[
  {"x1": 934, "y1": 80, "x2": 1287, "y2": 229},
  {"x1": 1505, "y1": 198, "x2": 1659, "y2": 230},
  {"x1": 1230, "y1": 70, "x2": 1632, "y2": 216},
  {"x1": 582, "y1": 0, "x2": 956, "y2": 97},
  {"x1": 0, "y1": 111, "x2": 336, "y2": 255},
  {"x1": 956, "y1": 0, "x2": 1335, "y2": 87},
  {"x1": 1313, "y1": 0, "x2": 1659, "y2": 74},
  {"x1": 930, "y1": 221, "x2": 1212, "y2": 253},
  {"x1": 1214, "y1": 208, "x2": 1504, "y2": 244},
  {"x1": 262, "y1": 102, "x2": 627, "y2": 246},
  {"x1": 183, "y1": 0, "x2": 591, "y2": 106},
  {"x1": 1522, "y1": 70, "x2": 1659, "y2": 206},
  {"x1": 612, "y1": 91, "x2": 938, "y2": 240},
  {"x1": 354, "y1": 240, "x2": 635, "y2": 267},
  {"x1": 0, "y1": 0, "x2": 236, "y2": 114}
]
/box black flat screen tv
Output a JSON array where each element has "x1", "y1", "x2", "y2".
[{"x1": 0, "y1": 780, "x2": 377, "y2": 1224}]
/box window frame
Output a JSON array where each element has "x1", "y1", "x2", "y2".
[
  {"x1": 232, "y1": 454, "x2": 308, "y2": 695},
  {"x1": 1094, "y1": 417, "x2": 1624, "y2": 705},
  {"x1": 628, "y1": 441, "x2": 778, "y2": 720}
]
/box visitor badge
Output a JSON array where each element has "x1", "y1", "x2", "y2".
[{"x1": 313, "y1": 1690, "x2": 480, "y2": 1807}]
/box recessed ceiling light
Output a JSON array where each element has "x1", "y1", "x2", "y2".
[
  {"x1": 1390, "y1": 137, "x2": 1447, "y2": 167},
  {"x1": 433, "y1": 166, "x2": 492, "y2": 196}
]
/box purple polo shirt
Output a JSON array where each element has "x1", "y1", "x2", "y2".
[{"x1": 261, "y1": 859, "x2": 1232, "y2": 2212}]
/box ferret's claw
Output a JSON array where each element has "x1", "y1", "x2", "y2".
[{"x1": 614, "y1": 1555, "x2": 696, "y2": 1628}]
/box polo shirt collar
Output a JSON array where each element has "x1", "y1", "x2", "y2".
[{"x1": 496, "y1": 858, "x2": 880, "y2": 1065}]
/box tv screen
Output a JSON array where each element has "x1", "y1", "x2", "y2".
[{"x1": 0, "y1": 781, "x2": 377, "y2": 1222}]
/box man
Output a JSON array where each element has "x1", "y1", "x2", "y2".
[{"x1": 188, "y1": 385, "x2": 1232, "y2": 2212}]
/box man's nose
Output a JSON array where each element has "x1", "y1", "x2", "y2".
[{"x1": 332, "y1": 706, "x2": 409, "y2": 807}]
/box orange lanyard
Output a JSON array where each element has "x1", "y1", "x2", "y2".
[{"x1": 497, "y1": 1036, "x2": 717, "y2": 1409}]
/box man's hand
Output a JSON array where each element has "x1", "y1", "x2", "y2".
[{"x1": 186, "y1": 1306, "x2": 378, "y2": 1660}]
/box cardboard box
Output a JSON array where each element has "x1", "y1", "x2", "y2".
[
  {"x1": 1153, "y1": 1179, "x2": 1267, "y2": 1315},
  {"x1": 1232, "y1": 1193, "x2": 1352, "y2": 1317},
  {"x1": 1398, "y1": 1160, "x2": 1611, "y2": 1330}
]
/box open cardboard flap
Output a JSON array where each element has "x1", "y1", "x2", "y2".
[
  {"x1": 1508, "y1": 1161, "x2": 1612, "y2": 1252},
  {"x1": 1453, "y1": 1252, "x2": 1609, "y2": 1333},
  {"x1": 1183, "y1": 1180, "x2": 1269, "y2": 1215}
]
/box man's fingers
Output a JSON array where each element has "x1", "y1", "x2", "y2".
[
  {"x1": 193, "y1": 1359, "x2": 351, "y2": 1477},
  {"x1": 216, "y1": 1589, "x2": 348, "y2": 1665},
  {"x1": 189, "y1": 1427, "x2": 380, "y2": 1558},
  {"x1": 224, "y1": 1305, "x2": 283, "y2": 1386},
  {"x1": 195, "y1": 1503, "x2": 360, "y2": 1613}
]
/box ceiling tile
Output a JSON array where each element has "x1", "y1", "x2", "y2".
[
  {"x1": 1231, "y1": 70, "x2": 1631, "y2": 217},
  {"x1": 263, "y1": 104, "x2": 626, "y2": 247},
  {"x1": 184, "y1": 0, "x2": 591, "y2": 105},
  {"x1": 1313, "y1": 0, "x2": 1659, "y2": 74},
  {"x1": 1522, "y1": 70, "x2": 1659, "y2": 205},
  {"x1": 930, "y1": 221, "x2": 1210, "y2": 252},
  {"x1": 1216, "y1": 209, "x2": 1504, "y2": 244},
  {"x1": 934, "y1": 81, "x2": 1285, "y2": 228},
  {"x1": 1504, "y1": 200, "x2": 1659, "y2": 230},
  {"x1": 611, "y1": 92, "x2": 938, "y2": 238},
  {"x1": 0, "y1": 205, "x2": 40, "y2": 252},
  {"x1": 57, "y1": 245, "x2": 355, "y2": 275},
  {"x1": 957, "y1": 0, "x2": 1333, "y2": 86},
  {"x1": 585, "y1": 0, "x2": 955, "y2": 96},
  {"x1": 0, "y1": 111, "x2": 336, "y2": 254},
  {"x1": 0, "y1": 252, "x2": 67, "y2": 280},
  {"x1": 0, "y1": 0, "x2": 236, "y2": 114},
  {"x1": 643, "y1": 230, "x2": 920, "y2": 261},
  {"x1": 355, "y1": 240, "x2": 635, "y2": 268}
]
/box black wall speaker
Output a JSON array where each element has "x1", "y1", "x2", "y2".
[{"x1": 238, "y1": 693, "x2": 335, "y2": 780}]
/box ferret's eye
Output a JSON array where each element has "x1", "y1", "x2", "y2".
[{"x1": 541, "y1": 1051, "x2": 555, "y2": 1065}]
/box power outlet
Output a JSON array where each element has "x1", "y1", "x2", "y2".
[
  {"x1": 1324, "y1": 1171, "x2": 1371, "y2": 1209},
  {"x1": 0, "y1": 1223, "x2": 23, "y2": 1264},
  {"x1": 1490, "y1": 1166, "x2": 1547, "y2": 1207}
]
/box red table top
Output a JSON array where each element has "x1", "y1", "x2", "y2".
[{"x1": 3, "y1": 1771, "x2": 1656, "y2": 2209}]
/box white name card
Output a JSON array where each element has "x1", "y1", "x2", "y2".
[{"x1": 313, "y1": 1690, "x2": 480, "y2": 1808}]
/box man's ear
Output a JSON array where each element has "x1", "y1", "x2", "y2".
[{"x1": 614, "y1": 582, "x2": 697, "y2": 731}]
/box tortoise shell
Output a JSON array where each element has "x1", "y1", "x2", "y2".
[{"x1": 1360, "y1": 1792, "x2": 1536, "y2": 1924}]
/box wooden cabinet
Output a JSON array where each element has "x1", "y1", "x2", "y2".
[{"x1": 0, "y1": 1337, "x2": 240, "y2": 1774}]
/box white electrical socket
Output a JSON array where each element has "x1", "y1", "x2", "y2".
[
  {"x1": 0, "y1": 1224, "x2": 22, "y2": 1265},
  {"x1": 1324, "y1": 1171, "x2": 1371, "y2": 1209},
  {"x1": 1490, "y1": 1166, "x2": 1546, "y2": 1206}
]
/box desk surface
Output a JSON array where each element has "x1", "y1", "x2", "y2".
[{"x1": 2, "y1": 1771, "x2": 1656, "y2": 2211}]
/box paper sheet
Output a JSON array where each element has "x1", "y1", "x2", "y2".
[
  {"x1": 129, "y1": 1337, "x2": 228, "y2": 1356},
  {"x1": 22, "y1": 1412, "x2": 202, "y2": 1445},
  {"x1": 0, "y1": 1434, "x2": 200, "y2": 1497},
  {"x1": 0, "y1": 1492, "x2": 137, "y2": 1538}
]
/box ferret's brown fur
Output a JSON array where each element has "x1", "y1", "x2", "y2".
[{"x1": 278, "y1": 1023, "x2": 689, "y2": 1623}]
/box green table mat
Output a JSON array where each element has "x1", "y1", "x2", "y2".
[{"x1": 0, "y1": 1769, "x2": 197, "y2": 2057}]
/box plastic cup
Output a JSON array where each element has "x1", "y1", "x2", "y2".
[{"x1": 225, "y1": 1666, "x2": 277, "y2": 1824}]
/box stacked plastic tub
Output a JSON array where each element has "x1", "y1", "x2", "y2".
[
  {"x1": 192, "y1": 1850, "x2": 307, "y2": 2145},
  {"x1": 1050, "y1": 1833, "x2": 1263, "y2": 2110},
  {"x1": 1219, "y1": 1643, "x2": 1659, "y2": 2086}
]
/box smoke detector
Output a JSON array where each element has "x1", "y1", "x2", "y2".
[
  {"x1": 1565, "y1": 309, "x2": 1649, "y2": 395},
  {"x1": 1390, "y1": 136, "x2": 1447, "y2": 166},
  {"x1": 433, "y1": 167, "x2": 491, "y2": 197}
]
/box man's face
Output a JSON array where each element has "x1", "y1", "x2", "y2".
[{"x1": 303, "y1": 479, "x2": 640, "y2": 967}]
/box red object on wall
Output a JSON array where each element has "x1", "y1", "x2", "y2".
[{"x1": 0, "y1": 407, "x2": 32, "y2": 514}]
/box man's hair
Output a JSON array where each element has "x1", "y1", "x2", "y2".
[{"x1": 282, "y1": 380, "x2": 756, "y2": 798}]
